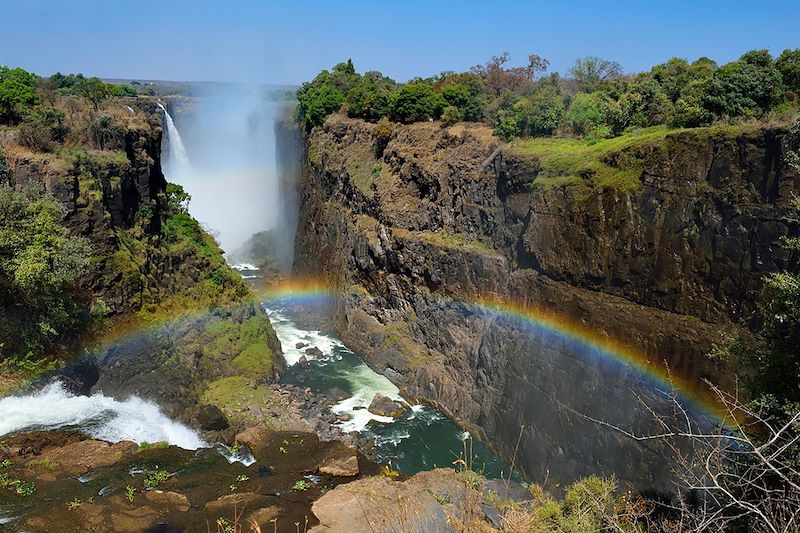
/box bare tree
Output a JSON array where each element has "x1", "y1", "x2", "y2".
[
  {"x1": 584, "y1": 383, "x2": 800, "y2": 533},
  {"x1": 569, "y1": 56, "x2": 623, "y2": 92},
  {"x1": 471, "y1": 52, "x2": 549, "y2": 96}
]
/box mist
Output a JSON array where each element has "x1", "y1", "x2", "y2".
[{"x1": 160, "y1": 87, "x2": 286, "y2": 256}]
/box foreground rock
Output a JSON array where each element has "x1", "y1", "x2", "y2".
[
  {"x1": 0, "y1": 429, "x2": 375, "y2": 533},
  {"x1": 309, "y1": 468, "x2": 529, "y2": 532}
]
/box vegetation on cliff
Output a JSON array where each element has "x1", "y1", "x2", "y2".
[
  {"x1": 296, "y1": 49, "x2": 799, "y2": 142},
  {"x1": 0, "y1": 66, "x2": 261, "y2": 386}
]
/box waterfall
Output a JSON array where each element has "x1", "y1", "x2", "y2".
[{"x1": 158, "y1": 102, "x2": 191, "y2": 179}]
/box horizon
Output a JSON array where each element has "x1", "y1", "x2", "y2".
[{"x1": 2, "y1": 0, "x2": 799, "y2": 85}]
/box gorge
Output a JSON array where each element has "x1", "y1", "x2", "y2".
[{"x1": 0, "y1": 45, "x2": 799, "y2": 532}]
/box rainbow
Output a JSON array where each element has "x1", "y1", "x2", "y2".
[{"x1": 260, "y1": 277, "x2": 731, "y2": 424}]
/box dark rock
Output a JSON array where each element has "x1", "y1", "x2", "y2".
[
  {"x1": 196, "y1": 405, "x2": 229, "y2": 431},
  {"x1": 305, "y1": 346, "x2": 324, "y2": 358},
  {"x1": 51, "y1": 357, "x2": 100, "y2": 396},
  {"x1": 327, "y1": 388, "x2": 349, "y2": 402},
  {"x1": 298, "y1": 355, "x2": 309, "y2": 366},
  {"x1": 296, "y1": 342, "x2": 308, "y2": 349},
  {"x1": 367, "y1": 394, "x2": 406, "y2": 418}
]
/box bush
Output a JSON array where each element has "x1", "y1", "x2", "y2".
[
  {"x1": 18, "y1": 106, "x2": 68, "y2": 152},
  {"x1": 388, "y1": 82, "x2": 446, "y2": 123},
  {"x1": 441, "y1": 105, "x2": 462, "y2": 126},
  {"x1": 0, "y1": 66, "x2": 39, "y2": 124},
  {"x1": 565, "y1": 92, "x2": 610, "y2": 137},
  {"x1": 91, "y1": 114, "x2": 124, "y2": 150},
  {"x1": 0, "y1": 186, "x2": 91, "y2": 359},
  {"x1": 296, "y1": 83, "x2": 344, "y2": 130}
]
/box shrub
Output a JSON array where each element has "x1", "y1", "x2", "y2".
[
  {"x1": 91, "y1": 114, "x2": 125, "y2": 150},
  {"x1": 0, "y1": 66, "x2": 39, "y2": 124},
  {"x1": 702, "y1": 49, "x2": 784, "y2": 119},
  {"x1": 565, "y1": 92, "x2": 610, "y2": 137},
  {"x1": 441, "y1": 105, "x2": 462, "y2": 126},
  {"x1": 18, "y1": 106, "x2": 68, "y2": 152},
  {"x1": 0, "y1": 186, "x2": 91, "y2": 360},
  {"x1": 166, "y1": 183, "x2": 191, "y2": 215}
]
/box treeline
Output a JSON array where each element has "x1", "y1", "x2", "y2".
[
  {"x1": 0, "y1": 66, "x2": 139, "y2": 152},
  {"x1": 296, "y1": 49, "x2": 800, "y2": 140}
]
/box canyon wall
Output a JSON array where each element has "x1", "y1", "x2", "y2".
[{"x1": 289, "y1": 116, "x2": 799, "y2": 487}]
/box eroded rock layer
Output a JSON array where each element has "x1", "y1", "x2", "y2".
[{"x1": 288, "y1": 116, "x2": 799, "y2": 487}]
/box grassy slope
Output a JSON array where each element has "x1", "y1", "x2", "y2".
[{"x1": 506, "y1": 123, "x2": 762, "y2": 193}]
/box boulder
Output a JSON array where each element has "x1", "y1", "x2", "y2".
[
  {"x1": 319, "y1": 446, "x2": 359, "y2": 477},
  {"x1": 196, "y1": 404, "x2": 229, "y2": 431},
  {"x1": 327, "y1": 388, "x2": 349, "y2": 402},
  {"x1": 367, "y1": 394, "x2": 406, "y2": 418},
  {"x1": 305, "y1": 346, "x2": 324, "y2": 358},
  {"x1": 235, "y1": 427, "x2": 271, "y2": 452},
  {"x1": 296, "y1": 342, "x2": 308, "y2": 349},
  {"x1": 144, "y1": 490, "x2": 191, "y2": 512},
  {"x1": 41, "y1": 439, "x2": 137, "y2": 474},
  {"x1": 298, "y1": 355, "x2": 309, "y2": 366},
  {"x1": 246, "y1": 506, "x2": 281, "y2": 527},
  {"x1": 205, "y1": 493, "x2": 271, "y2": 516}
]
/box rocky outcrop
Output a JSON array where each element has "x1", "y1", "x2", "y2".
[{"x1": 290, "y1": 116, "x2": 800, "y2": 487}]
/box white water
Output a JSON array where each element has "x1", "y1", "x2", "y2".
[
  {"x1": 0, "y1": 383, "x2": 205, "y2": 450},
  {"x1": 265, "y1": 303, "x2": 410, "y2": 432},
  {"x1": 158, "y1": 103, "x2": 191, "y2": 179}
]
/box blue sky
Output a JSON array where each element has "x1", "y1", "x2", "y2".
[{"x1": 2, "y1": 0, "x2": 798, "y2": 85}]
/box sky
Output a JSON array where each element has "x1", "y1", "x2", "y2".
[{"x1": 1, "y1": 0, "x2": 798, "y2": 85}]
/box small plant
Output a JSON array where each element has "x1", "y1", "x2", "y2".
[
  {"x1": 292, "y1": 479, "x2": 309, "y2": 492},
  {"x1": 15, "y1": 480, "x2": 36, "y2": 497},
  {"x1": 236, "y1": 474, "x2": 249, "y2": 482},
  {"x1": 380, "y1": 464, "x2": 400, "y2": 478},
  {"x1": 216, "y1": 518, "x2": 235, "y2": 533},
  {"x1": 68, "y1": 497, "x2": 82, "y2": 510},
  {"x1": 143, "y1": 467, "x2": 170, "y2": 489},
  {"x1": 0, "y1": 459, "x2": 12, "y2": 468},
  {"x1": 230, "y1": 444, "x2": 240, "y2": 456},
  {"x1": 125, "y1": 485, "x2": 137, "y2": 502},
  {"x1": 279, "y1": 446, "x2": 287, "y2": 454},
  {"x1": 28, "y1": 458, "x2": 58, "y2": 470}
]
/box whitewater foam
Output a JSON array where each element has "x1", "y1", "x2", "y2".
[{"x1": 0, "y1": 383, "x2": 205, "y2": 450}]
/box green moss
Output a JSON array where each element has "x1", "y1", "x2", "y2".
[
  {"x1": 232, "y1": 342, "x2": 272, "y2": 375},
  {"x1": 201, "y1": 376, "x2": 278, "y2": 412}
]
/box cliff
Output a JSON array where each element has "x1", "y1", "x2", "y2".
[
  {"x1": 0, "y1": 99, "x2": 283, "y2": 429},
  {"x1": 290, "y1": 115, "x2": 799, "y2": 487}
]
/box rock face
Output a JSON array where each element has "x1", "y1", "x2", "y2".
[{"x1": 288, "y1": 115, "x2": 800, "y2": 487}]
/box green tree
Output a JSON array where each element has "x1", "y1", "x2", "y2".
[
  {"x1": 346, "y1": 79, "x2": 391, "y2": 121},
  {"x1": 296, "y1": 82, "x2": 345, "y2": 130},
  {"x1": 388, "y1": 82, "x2": 446, "y2": 123},
  {"x1": 0, "y1": 66, "x2": 39, "y2": 124},
  {"x1": 80, "y1": 77, "x2": 112, "y2": 111},
  {"x1": 777, "y1": 48, "x2": 800, "y2": 98},
  {"x1": 166, "y1": 183, "x2": 191, "y2": 215},
  {"x1": 702, "y1": 50, "x2": 784, "y2": 119},
  {"x1": 440, "y1": 73, "x2": 487, "y2": 121},
  {"x1": 565, "y1": 92, "x2": 610, "y2": 137}
]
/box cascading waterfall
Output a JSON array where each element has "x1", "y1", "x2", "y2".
[{"x1": 158, "y1": 102, "x2": 191, "y2": 179}]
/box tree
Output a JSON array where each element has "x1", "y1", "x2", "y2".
[
  {"x1": 702, "y1": 50, "x2": 784, "y2": 119},
  {"x1": 80, "y1": 77, "x2": 112, "y2": 111},
  {"x1": 0, "y1": 66, "x2": 39, "y2": 124},
  {"x1": 439, "y1": 72, "x2": 487, "y2": 121},
  {"x1": 388, "y1": 82, "x2": 446, "y2": 123},
  {"x1": 346, "y1": 79, "x2": 391, "y2": 121},
  {"x1": 777, "y1": 48, "x2": 800, "y2": 98},
  {"x1": 569, "y1": 56, "x2": 623, "y2": 92},
  {"x1": 565, "y1": 92, "x2": 610, "y2": 137},
  {"x1": 471, "y1": 52, "x2": 541, "y2": 96},
  {"x1": 166, "y1": 183, "x2": 191, "y2": 215},
  {"x1": 296, "y1": 82, "x2": 344, "y2": 130}
]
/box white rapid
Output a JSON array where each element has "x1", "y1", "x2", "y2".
[
  {"x1": 0, "y1": 382, "x2": 205, "y2": 450},
  {"x1": 264, "y1": 304, "x2": 408, "y2": 432},
  {"x1": 158, "y1": 102, "x2": 191, "y2": 179}
]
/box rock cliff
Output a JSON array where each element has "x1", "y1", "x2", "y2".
[{"x1": 289, "y1": 115, "x2": 799, "y2": 487}]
